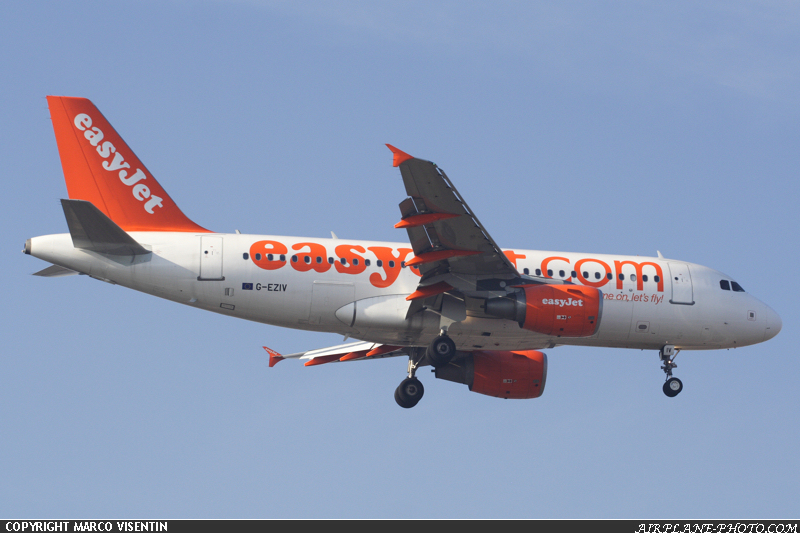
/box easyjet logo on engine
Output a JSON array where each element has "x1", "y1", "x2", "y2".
[
  {"x1": 542, "y1": 298, "x2": 584, "y2": 307},
  {"x1": 73, "y1": 114, "x2": 163, "y2": 214}
]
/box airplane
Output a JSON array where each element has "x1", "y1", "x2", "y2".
[{"x1": 24, "y1": 96, "x2": 782, "y2": 408}]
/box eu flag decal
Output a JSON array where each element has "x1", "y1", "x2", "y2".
[{"x1": 242, "y1": 283, "x2": 254, "y2": 290}]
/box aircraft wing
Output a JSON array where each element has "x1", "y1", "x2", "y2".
[
  {"x1": 387, "y1": 145, "x2": 533, "y2": 318},
  {"x1": 388, "y1": 145, "x2": 518, "y2": 280},
  {"x1": 264, "y1": 341, "x2": 409, "y2": 367}
]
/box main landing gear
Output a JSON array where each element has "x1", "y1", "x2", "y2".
[
  {"x1": 394, "y1": 332, "x2": 457, "y2": 408},
  {"x1": 659, "y1": 345, "x2": 683, "y2": 398}
]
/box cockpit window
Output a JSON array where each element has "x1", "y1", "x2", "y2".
[
  {"x1": 731, "y1": 281, "x2": 745, "y2": 292},
  {"x1": 720, "y1": 280, "x2": 730, "y2": 291}
]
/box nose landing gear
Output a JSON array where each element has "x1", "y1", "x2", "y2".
[
  {"x1": 663, "y1": 377, "x2": 683, "y2": 397},
  {"x1": 660, "y1": 345, "x2": 683, "y2": 397}
]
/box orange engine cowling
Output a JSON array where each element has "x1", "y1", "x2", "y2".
[
  {"x1": 434, "y1": 350, "x2": 547, "y2": 399},
  {"x1": 485, "y1": 284, "x2": 602, "y2": 337}
]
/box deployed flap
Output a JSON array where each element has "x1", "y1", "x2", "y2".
[
  {"x1": 47, "y1": 96, "x2": 209, "y2": 233},
  {"x1": 61, "y1": 199, "x2": 151, "y2": 257},
  {"x1": 33, "y1": 264, "x2": 80, "y2": 277}
]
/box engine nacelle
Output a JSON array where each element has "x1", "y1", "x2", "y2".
[
  {"x1": 485, "y1": 284, "x2": 602, "y2": 337},
  {"x1": 434, "y1": 350, "x2": 547, "y2": 399}
]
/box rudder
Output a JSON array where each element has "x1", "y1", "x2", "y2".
[{"x1": 47, "y1": 96, "x2": 209, "y2": 233}]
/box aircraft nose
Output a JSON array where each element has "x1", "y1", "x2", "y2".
[{"x1": 765, "y1": 305, "x2": 782, "y2": 341}]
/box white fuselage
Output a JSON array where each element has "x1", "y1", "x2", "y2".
[{"x1": 28, "y1": 232, "x2": 781, "y2": 352}]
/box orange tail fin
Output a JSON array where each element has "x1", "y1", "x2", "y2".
[{"x1": 47, "y1": 96, "x2": 209, "y2": 233}]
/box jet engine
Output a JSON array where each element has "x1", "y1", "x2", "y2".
[
  {"x1": 434, "y1": 350, "x2": 547, "y2": 399},
  {"x1": 485, "y1": 284, "x2": 602, "y2": 337}
]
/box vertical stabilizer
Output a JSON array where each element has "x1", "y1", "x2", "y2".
[{"x1": 47, "y1": 96, "x2": 209, "y2": 233}]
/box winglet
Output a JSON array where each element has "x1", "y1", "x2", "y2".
[
  {"x1": 263, "y1": 346, "x2": 285, "y2": 367},
  {"x1": 386, "y1": 144, "x2": 414, "y2": 167}
]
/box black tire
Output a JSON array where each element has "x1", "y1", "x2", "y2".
[
  {"x1": 395, "y1": 377, "x2": 424, "y2": 408},
  {"x1": 395, "y1": 387, "x2": 412, "y2": 408},
  {"x1": 663, "y1": 377, "x2": 683, "y2": 397},
  {"x1": 427, "y1": 335, "x2": 456, "y2": 368}
]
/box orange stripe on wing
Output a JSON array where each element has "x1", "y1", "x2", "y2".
[
  {"x1": 304, "y1": 354, "x2": 343, "y2": 367},
  {"x1": 406, "y1": 281, "x2": 454, "y2": 301}
]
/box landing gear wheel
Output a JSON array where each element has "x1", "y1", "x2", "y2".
[
  {"x1": 427, "y1": 335, "x2": 456, "y2": 368},
  {"x1": 395, "y1": 377, "x2": 425, "y2": 408},
  {"x1": 663, "y1": 377, "x2": 683, "y2": 398}
]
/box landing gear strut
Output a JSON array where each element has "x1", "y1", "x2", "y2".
[
  {"x1": 394, "y1": 332, "x2": 458, "y2": 408},
  {"x1": 659, "y1": 345, "x2": 683, "y2": 397},
  {"x1": 395, "y1": 348, "x2": 426, "y2": 409}
]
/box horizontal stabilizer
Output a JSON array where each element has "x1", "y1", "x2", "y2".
[
  {"x1": 61, "y1": 199, "x2": 150, "y2": 256},
  {"x1": 33, "y1": 264, "x2": 80, "y2": 277}
]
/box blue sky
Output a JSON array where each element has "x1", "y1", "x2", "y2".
[{"x1": 2, "y1": 0, "x2": 798, "y2": 518}]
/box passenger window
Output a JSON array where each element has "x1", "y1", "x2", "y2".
[
  {"x1": 340, "y1": 258, "x2": 346, "y2": 265},
  {"x1": 630, "y1": 274, "x2": 637, "y2": 282},
  {"x1": 642, "y1": 275, "x2": 648, "y2": 282},
  {"x1": 582, "y1": 271, "x2": 589, "y2": 279},
  {"x1": 619, "y1": 274, "x2": 625, "y2": 280},
  {"x1": 654, "y1": 275, "x2": 660, "y2": 283},
  {"x1": 720, "y1": 280, "x2": 730, "y2": 291},
  {"x1": 304, "y1": 256, "x2": 311, "y2": 264},
  {"x1": 401, "y1": 261, "x2": 406, "y2": 268},
  {"x1": 607, "y1": 273, "x2": 613, "y2": 280},
  {"x1": 523, "y1": 268, "x2": 530, "y2": 275},
  {"x1": 389, "y1": 261, "x2": 395, "y2": 268},
  {"x1": 268, "y1": 254, "x2": 273, "y2": 261},
  {"x1": 377, "y1": 260, "x2": 383, "y2": 267},
  {"x1": 594, "y1": 272, "x2": 601, "y2": 280},
  {"x1": 535, "y1": 269, "x2": 542, "y2": 276},
  {"x1": 255, "y1": 253, "x2": 262, "y2": 261},
  {"x1": 353, "y1": 258, "x2": 359, "y2": 266},
  {"x1": 559, "y1": 270, "x2": 565, "y2": 277},
  {"x1": 328, "y1": 257, "x2": 334, "y2": 264},
  {"x1": 243, "y1": 253, "x2": 249, "y2": 260},
  {"x1": 571, "y1": 271, "x2": 577, "y2": 278},
  {"x1": 365, "y1": 259, "x2": 371, "y2": 266},
  {"x1": 292, "y1": 255, "x2": 298, "y2": 263},
  {"x1": 547, "y1": 269, "x2": 553, "y2": 277},
  {"x1": 731, "y1": 281, "x2": 745, "y2": 292},
  {"x1": 316, "y1": 256, "x2": 322, "y2": 264}
]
